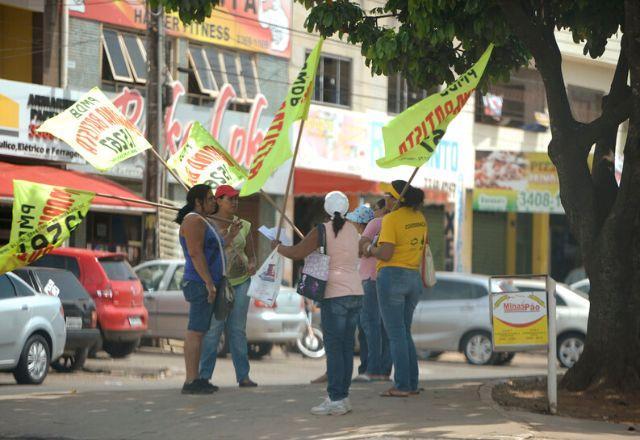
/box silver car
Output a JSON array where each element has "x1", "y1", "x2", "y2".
[
  {"x1": 412, "y1": 272, "x2": 589, "y2": 368},
  {"x1": 134, "y1": 260, "x2": 306, "y2": 358},
  {"x1": 0, "y1": 272, "x2": 66, "y2": 384},
  {"x1": 569, "y1": 278, "x2": 590, "y2": 298}
]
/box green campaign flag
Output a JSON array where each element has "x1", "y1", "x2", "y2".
[
  {"x1": 167, "y1": 122, "x2": 247, "y2": 189},
  {"x1": 0, "y1": 180, "x2": 94, "y2": 275},
  {"x1": 240, "y1": 38, "x2": 324, "y2": 197},
  {"x1": 378, "y1": 44, "x2": 494, "y2": 168}
]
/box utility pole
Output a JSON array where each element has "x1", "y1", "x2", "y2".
[{"x1": 143, "y1": 2, "x2": 164, "y2": 260}]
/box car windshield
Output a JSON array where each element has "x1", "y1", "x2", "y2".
[{"x1": 99, "y1": 258, "x2": 138, "y2": 281}]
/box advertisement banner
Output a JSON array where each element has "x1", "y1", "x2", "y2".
[
  {"x1": 168, "y1": 121, "x2": 247, "y2": 188},
  {"x1": 37, "y1": 88, "x2": 152, "y2": 172},
  {"x1": 473, "y1": 151, "x2": 563, "y2": 213},
  {"x1": 378, "y1": 44, "x2": 493, "y2": 168},
  {"x1": 491, "y1": 290, "x2": 549, "y2": 348},
  {"x1": 69, "y1": 0, "x2": 292, "y2": 58},
  {"x1": 0, "y1": 180, "x2": 94, "y2": 275},
  {"x1": 240, "y1": 38, "x2": 323, "y2": 196}
]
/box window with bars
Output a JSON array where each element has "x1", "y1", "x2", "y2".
[
  {"x1": 387, "y1": 73, "x2": 428, "y2": 114},
  {"x1": 187, "y1": 44, "x2": 260, "y2": 106},
  {"x1": 475, "y1": 69, "x2": 547, "y2": 131},
  {"x1": 567, "y1": 85, "x2": 603, "y2": 123},
  {"x1": 311, "y1": 54, "x2": 351, "y2": 107}
]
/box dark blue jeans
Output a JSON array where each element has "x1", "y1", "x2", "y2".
[
  {"x1": 321, "y1": 295, "x2": 362, "y2": 401},
  {"x1": 360, "y1": 279, "x2": 392, "y2": 376},
  {"x1": 377, "y1": 267, "x2": 421, "y2": 392}
]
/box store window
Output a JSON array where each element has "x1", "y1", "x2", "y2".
[
  {"x1": 101, "y1": 29, "x2": 147, "y2": 89},
  {"x1": 387, "y1": 73, "x2": 428, "y2": 114},
  {"x1": 312, "y1": 54, "x2": 351, "y2": 107},
  {"x1": 567, "y1": 85, "x2": 603, "y2": 123},
  {"x1": 475, "y1": 69, "x2": 547, "y2": 131},
  {"x1": 187, "y1": 44, "x2": 260, "y2": 108}
]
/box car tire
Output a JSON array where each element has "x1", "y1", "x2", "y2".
[
  {"x1": 248, "y1": 343, "x2": 273, "y2": 360},
  {"x1": 51, "y1": 348, "x2": 88, "y2": 372},
  {"x1": 493, "y1": 352, "x2": 516, "y2": 366},
  {"x1": 462, "y1": 331, "x2": 498, "y2": 366},
  {"x1": 13, "y1": 334, "x2": 51, "y2": 385},
  {"x1": 557, "y1": 332, "x2": 585, "y2": 369},
  {"x1": 103, "y1": 339, "x2": 139, "y2": 358}
]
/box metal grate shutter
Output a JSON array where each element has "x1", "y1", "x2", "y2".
[{"x1": 472, "y1": 211, "x2": 507, "y2": 275}]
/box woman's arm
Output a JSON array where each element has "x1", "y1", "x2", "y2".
[
  {"x1": 182, "y1": 216, "x2": 217, "y2": 302},
  {"x1": 371, "y1": 242, "x2": 394, "y2": 261},
  {"x1": 274, "y1": 228, "x2": 319, "y2": 261}
]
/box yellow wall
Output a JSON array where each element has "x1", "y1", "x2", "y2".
[
  {"x1": 0, "y1": 5, "x2": 33, "y2": 82},
  {"x1": 532, "y1": 213, "x2": 550, "y2": 274}
]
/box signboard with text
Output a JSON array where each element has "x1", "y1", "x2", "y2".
[
  {"x1": 473, "y1": 151, "x2": 563, "y2": 213},
  {"x1": 69, "y1": 0, "x2": 292, "y2": 58},
  {"x1": 491, "y1": 290, "x2": 549, "y2": 349}
]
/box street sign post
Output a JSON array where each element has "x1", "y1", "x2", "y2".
[{"x1": 489, "y1": 274, "x2": 557, "y2": 414}]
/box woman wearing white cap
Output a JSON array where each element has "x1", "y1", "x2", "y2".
[{"x1": 273, "y1": 191, "x2": 363, "y2": 415}]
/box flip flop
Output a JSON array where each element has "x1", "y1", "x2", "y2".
[
  {"x1": 409, "y1": 387, "x2": 425, "y2": 396},
  {"x1": 380, "y1": 388, "x2": 409, "y2": 398}
]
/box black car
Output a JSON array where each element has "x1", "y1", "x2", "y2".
[{"x1": 14, "y1": 267, "x2": 100, "y2": 371}]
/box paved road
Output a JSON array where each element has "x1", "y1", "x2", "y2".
[{"x1": 0, "y1": 347, "x2": 551, "y2": 395}]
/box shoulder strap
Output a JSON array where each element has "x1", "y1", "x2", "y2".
[
  {"x1": 317, "y1": 223, "x2": 327, "y2": 255},
  {"x1": 193, "y1": 213, "x2": 227, "y2": 276}
]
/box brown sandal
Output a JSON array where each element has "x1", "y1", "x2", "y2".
[
  {"x1": 409, "y1": 387, "x2": 425, "y2": 396},
  {"x1": 380, "y1": 388, "x2": 409, "y2": 397}
]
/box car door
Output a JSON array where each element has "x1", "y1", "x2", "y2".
[
  {"x1": 0, "y1": 275, "x2": 32, "y2": 366},
  {"x1": 155, "y1": 264, "x2": 189, "y2": 339},
  {"x1": 412, "y1": 277, "x2": 481, "y2": 351},
  {"x1": 136, "y1": 263, "x2": 170, "y2": 336}
]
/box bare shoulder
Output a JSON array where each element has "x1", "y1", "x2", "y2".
[{"x1": 181, "y1": 214, "x2": 205, "y2": 234}]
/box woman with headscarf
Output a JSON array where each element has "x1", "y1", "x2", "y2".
[{"x1": 273, "y1": 191, "x2": 363, "y2": 415}]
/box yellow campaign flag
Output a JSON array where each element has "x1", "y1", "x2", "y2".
[
  {"x1": 37, "y1": 87, "x2": 152, "y2": 172},
  {"x1": 378, "y1": 44, "x2": 494, "y2": 168},
  {"x1": 0, "y1": 180, "x2": 94, "y2": 275},
  {"x1": 167, "y1": 122, "x2": 247, "y2": 189},
  {"x1": 240, "y1": 38, "x2": 324, "y2": 197}
]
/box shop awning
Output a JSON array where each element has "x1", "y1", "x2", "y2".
[
  {"x1": 0, "y1": 162, "x2": 155, "y2": 213},
  {"x1": 294, "y1": 168, "x2": 380, "y2": 196}
]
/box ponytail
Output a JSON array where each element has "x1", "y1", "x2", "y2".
[
  {"x1": 174, "y1": 183, "x2": 213, "y2": 224},
  {"x1": 332, "y1": 212, "x2": 345, "y2": 237},
  {"x1": 174, "y1": 203, "x2": 194, "y2": 225}
]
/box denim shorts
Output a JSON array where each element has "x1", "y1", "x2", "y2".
[{"x1": 182, "y1": 280, "x2": 215, "y2": 333}]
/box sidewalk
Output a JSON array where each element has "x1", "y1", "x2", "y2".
[{"x1": 0, "y1": 380, "x2": 635, "y2": 439}]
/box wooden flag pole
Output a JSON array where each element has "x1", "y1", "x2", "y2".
[
  {"x1": 275, "y1": 120, "x2": 306, "y2": 243},
  {"x1": 259, "y1": 190, "x2": 304, "y2": 239},
  {"x1": 94, "y1": 192, "x2": 233, "y2": 224},
  {"x1": 148, "y1": 147, "x2": 190, "y2": 192},
  {"x1": 391, "y1": 166, "x2": 421, "y2": 211}
]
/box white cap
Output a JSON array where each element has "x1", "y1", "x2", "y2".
[{"x1": 324, "y1": 191, "x2": 349, "y2": 218}]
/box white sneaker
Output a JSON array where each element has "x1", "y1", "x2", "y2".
[
  {"x1": 310, "y1": 397, "x2": 350, "y2": 415},
  {"x1": 352, "y1": 373, "x2": 371, "y2": 383},
  {"x1": 343, "y1": 397, "x2": 352, "y2": 412}
]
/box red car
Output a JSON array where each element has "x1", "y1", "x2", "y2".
[{"x1": 31, "y1": 248, "x2": 147, "y2": 358}]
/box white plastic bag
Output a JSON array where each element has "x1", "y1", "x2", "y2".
[{"x1": 247, "y1": 249, "x2": 283, "y2": 307}]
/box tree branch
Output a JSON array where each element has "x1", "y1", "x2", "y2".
[
  {"x1": 579, "y1": 35, "x2": 631, "y2": 148},
  {"x1": 497, "y1": 0, "x2": 575, "y2": 132}
]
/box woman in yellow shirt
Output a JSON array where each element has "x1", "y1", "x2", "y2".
[{"x1": 367, "y1": 180, "x2": 427, "y2": 397}]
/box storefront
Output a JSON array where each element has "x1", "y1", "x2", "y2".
[{"x1": 472, "y1": 150, "x2": 580, "y2": 280}]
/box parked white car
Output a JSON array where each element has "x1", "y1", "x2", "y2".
[
  {"x1": 569, "y1": 278, "x2": 590, "y2": 299},
  {"x1": 414, "y1": 272, "x2": 589, "y2": 368},
  {"x1": 134, "y1": 260, "x2": 306, "y2": 359},
  {"x1": 0, "y1": 272, "x2": 66, "y2": 384}
]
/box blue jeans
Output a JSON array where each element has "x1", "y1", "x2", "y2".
[
  {"x1": 321, "y1": 295, "x2": 362, "y2": 401},
  {"x1": 360, "y1": 279, "x2": 392, "y2": 376},
  {"x1": 377, "y1": 267, "x2": 421, "y2": 392},
  {"x1": 199, "y1": 279, "x2": 252, "y2": 383}
]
